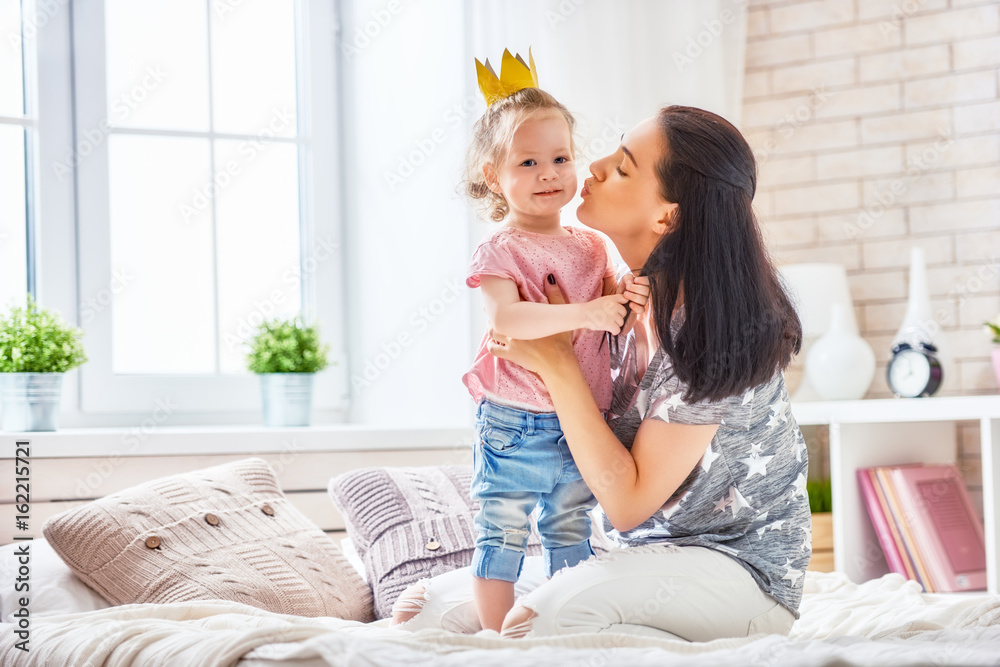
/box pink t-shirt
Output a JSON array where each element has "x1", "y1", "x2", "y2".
[{"x1": 463, "y1": 225, "x2": 616, "y2": 413}]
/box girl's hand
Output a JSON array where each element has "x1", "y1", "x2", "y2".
[
  {"x1": 616, "y1": 273, "x2": 650, "y2": 335},
  {"x1": 582, "y1": 294, "x2": 629, "y2": 335},
  {"x1": 487, "y1": 279, "x2": 577, "y2": 377}
]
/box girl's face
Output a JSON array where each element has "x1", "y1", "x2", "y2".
[
  {"x1": 485, "y1": 112, "x2": 576, "y2": 228},
  {"x1": 577, "y1": 116, "x2": 678, "y2": 268}
]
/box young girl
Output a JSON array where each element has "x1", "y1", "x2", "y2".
[{"x1": 461, "y1": 81, "x2": 643, "y2": 631}]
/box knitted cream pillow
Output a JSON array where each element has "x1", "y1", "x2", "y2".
[
  {"x1": 42, "y1": 457, "x2": 373, "y2": 621},
  {"x1": 328, "y1": 465, "x2": 543, "y2": 619}
]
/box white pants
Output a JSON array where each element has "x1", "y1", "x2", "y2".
[{"x1": 394, "y1": 545, "x2": 795, "y2": 641}]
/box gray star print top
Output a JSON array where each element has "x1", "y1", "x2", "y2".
[{"x1": 601, "y1": 317, "x2": 811, "y2": 617}]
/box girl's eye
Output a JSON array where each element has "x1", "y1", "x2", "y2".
[
  {"x1": 554, "y1": 156, "x2": 569, "y2": 164},
  {"x1": 520, "y1": 159, "x2": 536, "y2": 167}
]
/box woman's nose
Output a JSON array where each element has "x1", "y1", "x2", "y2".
[{"x1": 590, "y1": 154, "x2": 609, "y2": 180}]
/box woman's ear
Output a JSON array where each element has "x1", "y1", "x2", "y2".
[
  {"x1": 652, "y1": 202, "x2": 680, "y2": 236},
  {"x1": 483, "y1": 164, "x2": 502, "y2": 194}
]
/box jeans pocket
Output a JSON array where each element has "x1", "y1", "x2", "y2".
[{"x1": 480, "y1": 423, "x2": 526, "y2": 455}]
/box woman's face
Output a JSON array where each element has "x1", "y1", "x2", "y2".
[{"x1": 577, "y1": 116, "x2": 677, "y2": 268}]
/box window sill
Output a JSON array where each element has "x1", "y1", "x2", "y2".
[{"x1": 2, "y1": 424, "x2": 475, "y2": 458}]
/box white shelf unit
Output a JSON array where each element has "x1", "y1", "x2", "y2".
[{"x1": 791, "y1": 395, "x2": 1000, "y2": 594}]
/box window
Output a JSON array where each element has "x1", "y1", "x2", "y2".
[
  {"x1": 73, "y1": 0, "x2": 345, "y2": 416},
  {"x1": 0, "y1": 0, "x2": 32, "y2": 310}
]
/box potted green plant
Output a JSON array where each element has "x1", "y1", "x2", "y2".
[
  {"x1": 246, "y1": 316, "x2": 330, "y2": 427},
  {"x1": 0, "y1": 295, "x2": 87, "y2": 431},
  {"x1": 985, "y1": 316, "x2": 1000, "y2": 390},
  {"x1": 807, "y1": 477, "x2": 834, "y2": 573}
]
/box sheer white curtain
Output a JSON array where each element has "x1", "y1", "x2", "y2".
[{"x1": 339, "y1": 0, "x2": 747, "y2": 426}]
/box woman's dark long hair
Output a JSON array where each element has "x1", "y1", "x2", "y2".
[{"x1": 643, "y1": 106, "x2": 801, "y2": 403}]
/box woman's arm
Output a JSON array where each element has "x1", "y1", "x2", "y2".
[
  {"x1": 487, "y1": 279, "x2": 717, "y2": 531},
  {"x1": 480, "y1": 276, "x2": 629, "y2": 340}
]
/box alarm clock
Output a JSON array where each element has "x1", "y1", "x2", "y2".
[{"x1": 887, "y1": 342, "x2": 943, "y2": 398}]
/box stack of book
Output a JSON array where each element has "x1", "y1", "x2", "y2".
[{"x1": 857, "y1": 463, "x2": 987, "y2": 593}]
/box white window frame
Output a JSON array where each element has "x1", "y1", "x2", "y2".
[
  {"x1": 1, "y1": 0, "x2": 37, "y2": 302},
  {"x1": 68, "y1": 0, "x2": 347, "y2": 419}
]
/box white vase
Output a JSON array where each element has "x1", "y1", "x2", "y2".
[
  {"x1": 893, "y1": 247, "x2": 935, "y2": 348},
  {"x1": 806, "y1": 304, "x2": 876, "y2": 401}
]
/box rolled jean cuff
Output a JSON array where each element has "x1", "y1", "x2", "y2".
[
  {"x1": 544, "y1": 540, "x2": 594, "y2": 577},
  {"x1": 471, "y1": 545, "x2": 525, "y2": 582}
]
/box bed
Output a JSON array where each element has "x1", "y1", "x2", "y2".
[{"x1": 2, "y1": 458, "x2": 999, "y2": 666}]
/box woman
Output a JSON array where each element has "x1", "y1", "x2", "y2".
[{"x1": 393, "y1": 106, "x2": 809, "y2": 641}]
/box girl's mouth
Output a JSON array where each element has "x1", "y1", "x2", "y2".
[{"x1": 534, "y1": 189, "x2": 562, "y2": 196}]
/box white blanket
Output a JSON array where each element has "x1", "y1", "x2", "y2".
[{"x1": 2, "y1": 572, "x2": 999, "y2": 667}]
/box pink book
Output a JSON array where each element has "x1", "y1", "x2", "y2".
[
  {"x1": 857, "y1": 468, "x2": 908, "y2": 577},
  {"x1": 889, "y1": 464, "x2": 987, "y2": 592}
]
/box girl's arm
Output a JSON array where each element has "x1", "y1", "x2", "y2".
[
  {"x1": 486, "y1": 279, "x2": 718, "y2": 531},
  {"x1": 480, "y1": 275, "x2": 629, "y2": 340}
]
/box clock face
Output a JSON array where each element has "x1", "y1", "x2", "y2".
[{"x1": 888, "y1": 349, "x2": 932, "y2": 397}]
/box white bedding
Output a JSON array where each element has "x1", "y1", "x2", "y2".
[{"x1": 2, "y1": 571, "x2": 999, "y2": 666}]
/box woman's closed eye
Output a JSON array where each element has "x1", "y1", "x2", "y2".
[{"x1": 616, "y1": 164, "x2": 627, "y2": 176}]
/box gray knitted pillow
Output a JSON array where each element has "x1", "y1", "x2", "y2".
[
  {"x1": 42, "y1": 457, "x2": 373, "y2": 621},
  {"x1": 328, "y1": 465, "x2": 542, "y2": 619}
]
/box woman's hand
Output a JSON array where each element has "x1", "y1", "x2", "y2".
[{"x1": 486, "y1": 278, "x2": 577, "y2": 378}]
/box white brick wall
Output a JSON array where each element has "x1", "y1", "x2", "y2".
[{"x1": 742, "y1": 0, "x2": 1000, "y2": 503}]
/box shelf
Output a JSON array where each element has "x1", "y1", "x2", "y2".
[
  {"x1": 791, "y1": 395, "x2": 1000, "y2": 426},
  {"x1": 793, "y1": 396, "x2": 999, "y2": 595}
]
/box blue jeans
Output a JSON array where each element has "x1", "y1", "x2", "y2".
[{"x1": 471, "y1": 399, "x2": 596, "y2": 583}]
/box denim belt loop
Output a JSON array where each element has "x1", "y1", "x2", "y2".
[{"x1": 525, "y1": 411, "x2": 534, "y2": 435}]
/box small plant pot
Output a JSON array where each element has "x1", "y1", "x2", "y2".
[
  {"x1": 260, "y1": 373, "x2": 315, "y2": 427},
  {"x1": 0, "y1": 372, "x2": 64, "y2": 431},
  {"x1": 993, "y1": 347, "x2": 1000, "y2": 392}
]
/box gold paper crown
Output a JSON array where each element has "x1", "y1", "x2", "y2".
[{"x1": 475, "y1": 47, "x2": 538, "y2": 107}]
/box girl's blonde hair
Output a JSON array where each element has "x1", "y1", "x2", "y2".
[{"x1": 463, "y1": 87, "x2": 577, "y2": 222}]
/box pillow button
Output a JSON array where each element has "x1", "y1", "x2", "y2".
[
  {"x1": 205, "y1": 513, "x2": 220, "y2": 526},
  {"x1": 145, "y1": 535, "x2": 161, "y2": 549},
  {"x1": 425, "y1": 538, "x2": 440, "y2": 551},
  {"x1": 261, "y1": 504, "x2": 275, "y2": 516}
]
